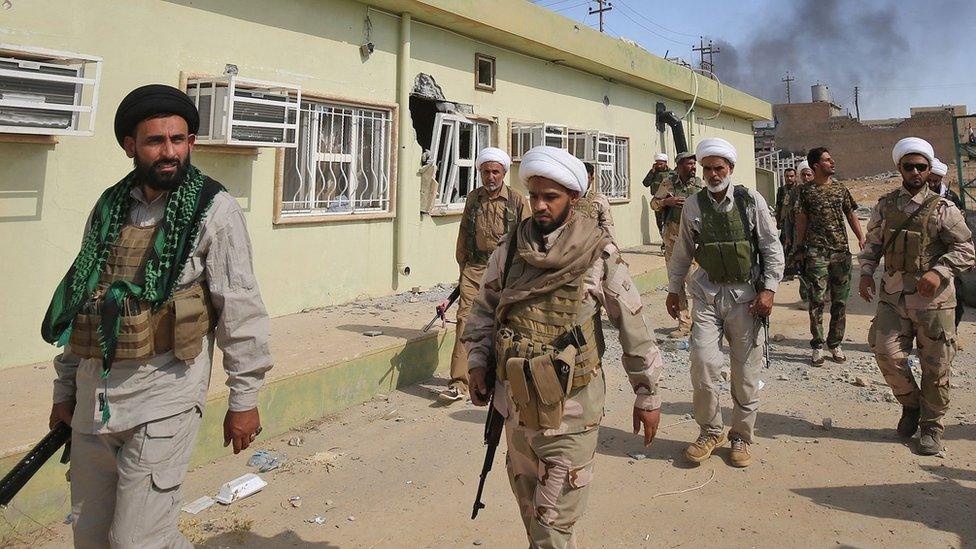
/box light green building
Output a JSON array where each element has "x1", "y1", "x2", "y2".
[{"x1": 0, "y1": 0, "x2": 770, "y2": 370}]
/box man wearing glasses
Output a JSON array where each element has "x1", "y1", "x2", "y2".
[{"x1": 859, "y1": 137, "x2": 974, "y2": 456}]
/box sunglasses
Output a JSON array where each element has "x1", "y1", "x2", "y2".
[{"x1": 901, "y1": 162, "x2": 929, "y2": 173}]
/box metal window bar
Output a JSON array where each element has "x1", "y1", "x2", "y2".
[{"x1": 282, "y1": 100, "x2": 391, "y2": 216}]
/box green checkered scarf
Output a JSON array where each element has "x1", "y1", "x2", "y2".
[{"x1": 41, "y1": 165, "x2": 224, "y2": 382}]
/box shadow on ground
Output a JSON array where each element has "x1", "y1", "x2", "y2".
[{"x1": 198, "y1": 530, "x2": 340, "y2": 548}]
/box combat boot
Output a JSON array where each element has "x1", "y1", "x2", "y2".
[
  {"x1": 684, "y1": 432, "x2": 727, "y2": 463},
  {"x1": 829, "y1": 346, "x2": 846, "y2": 363},
  {"x1": 918, "y1": 427, "x2": 943, "y2": 456},
  {"x1": 897, "y1": 406, "x2": 920, "y2": 438},
  {"x1": 811, "y1": 348, "x2": 825, "y2": 366},
  {"x1": 729, "y1": 434, "x2": 751, "y2": 468}
]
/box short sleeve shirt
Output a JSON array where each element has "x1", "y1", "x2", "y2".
[{"x1": 797, "y1": 181, "x2": 858, "y2": 252}]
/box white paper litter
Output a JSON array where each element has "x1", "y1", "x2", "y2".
[{"x1": 215, "y1": 473, "x2": 267, "y2": 504}]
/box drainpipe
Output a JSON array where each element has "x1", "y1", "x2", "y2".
[
  {"x1": 394, "y1": 13, "x2": 413, "y2": 283},
  {"x1": 655, "y1": 102, "x2": 688, "y2": 153}
]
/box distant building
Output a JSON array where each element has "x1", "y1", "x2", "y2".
[{"x1": 754, "y1": 84, "x2": 963, "y2": 178}]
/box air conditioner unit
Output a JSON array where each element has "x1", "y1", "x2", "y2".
[
  {"x1": 186, "y1": 76, "x2": 300, "y2": 148},
  {"x1": 0, "y1": 44, "x2": 102, "y2": 136}
]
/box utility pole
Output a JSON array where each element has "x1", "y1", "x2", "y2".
[
  {"x1": 782, "y1": 71, "x2": 795, "y2": 104},
  {"x1": 693, "y1": 36, "x2": 721, "y2": 73},
  {"x1": 588, "y1": 0, "x2": 613, "y2": 33},
  {"x1": 854, "y1": 85, "x2": 860, "y2": 121}
]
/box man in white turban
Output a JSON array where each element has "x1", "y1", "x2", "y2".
[
  {"x1": 439, "y1": 146, "x2": 529, "y2": 404},
  {"x1": 667, "y1": 137, "x2": 784, "y2": 468},
  {"x1": 859, "y1": 137, "x2": 975, "y2": 455},
  {"x1": 462, "y1": 145, "x2": 663, "y2": 547}
]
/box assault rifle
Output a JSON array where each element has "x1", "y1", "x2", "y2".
[
  {"x1": 471, "y1": 367, "x2": 504, "y2": 520},
  {"x1": 422, "y1": 286, "x2": 461, "y2": 333},
  {"x1": 0, "y1": 423, "x2": 71, "y2": 507}
]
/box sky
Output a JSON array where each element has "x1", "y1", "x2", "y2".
[{"x1": 530, "y1": 0, "x2": 976, "y2": 121}]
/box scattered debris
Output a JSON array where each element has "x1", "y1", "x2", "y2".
[
  {"x1": 473, "y1": 540, "x2": 484, "y2": 546},
  {"x1": 363, "y1": 330, "x2": 383, "y2": 337},
  {"x1": 289, "y1": 496, "x2": 302, "y2": 508},
  {"x1": 215, "y1": 473, "x2": 267, "y2": 505},
  {"x1": 821, "y1": 417, "x2": 833, "y2": 431},
  {"x1": 307, "y1": 515, "x2": 327, "y2": 525},
  {"x1": 852, "y1": 377, "x2": 869, "y2": 387},
  {"x1": 628, "y1": 452, "x2": 647, "y2": 461},
  {"x1": 182, "y1": 496, "x2": 217, "y2": 515},
  {"x1": 652, "y1": 468, "x2": 716, "y2": 498},
  {"x1": 720, "y1": 369, "x2": 731, "y2": 382},
  {"x1": 776, "y1": 374, "x2": 789, "y2": 381},
  {"x1": 64, "y1": 513, "x2": 73, "y2": 525},
  {"x1": 382, "y1": 408, "x2": 401, "y2": 420},
  {"x1": 347, "y1": 515, "x2": 356, "y2": 522},
  {"x1": 309, "y1": 450, "x2": 342, "y2": 467},
  {"x1": 248, "y1": 449, "x2": 287, "y2": 472},
  {"x1": 288, "y1": 435, "x2": 304, "y2": 447}
]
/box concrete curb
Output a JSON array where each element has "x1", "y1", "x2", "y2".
[{"x1": 0, "y1": 265, "x2": 668, "y2": 539}]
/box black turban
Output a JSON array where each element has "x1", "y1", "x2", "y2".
[{"x1": 113, "y1": 84, "x2": 200, "y2": 146}]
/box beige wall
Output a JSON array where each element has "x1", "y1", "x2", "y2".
[{"x1": 0, "y1": 0, "x2": 761, "y2": 369}]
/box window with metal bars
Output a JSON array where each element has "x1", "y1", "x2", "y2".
[
  {"x1": 280, "y1": 99, "x2": 393, "y2": 217},
  {"x1": 429, "y1": 113, "x2": 494, "y2": 208},
  {"x1": 509, "y1": 121, "x2": 630, "y2": 200}
]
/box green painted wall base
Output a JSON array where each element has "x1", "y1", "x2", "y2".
[{"x1": 0, "y1": 266, "x2": 668, "y2": 540}]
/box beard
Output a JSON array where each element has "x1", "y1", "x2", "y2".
[
  {"x1": 531, "y1": 205, "x2": 572, "y2": 234},
  {"x1": 483, "y1": 179, "x2": 502, "y2": 193},
  {"x1": 134, "y1": 152, "x2": 190, "y2": 192},
  {"x1": 706, "y1": 175, "x2": 732, "y2": 193}
]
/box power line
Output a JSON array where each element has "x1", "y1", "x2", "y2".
[
  {"x1": 588, "y1": 0, "x2": 613, "y2": 32},
  {"x1": 614, "y1": 8, "x2": 695, "y2": 47},
  {"x1": 615, "y1": 0, "x2": 699, "y2": 38},
  {"x1": 552, "y1": 1, "x2": 589, "y2": 13}
]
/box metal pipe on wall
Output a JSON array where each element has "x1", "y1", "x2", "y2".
[{"x1": 394, "y1": 12, "x2": 413, "y2": 282}]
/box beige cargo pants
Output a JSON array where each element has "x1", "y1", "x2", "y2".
[
  {"x1": 663, "y1": 222, "x2": 695, "y2": 332},
  {"x1": 869, "y1": 300, "x2": 955, "y2": 432},
  {"x1": 450, "y1": 264, "x2": 485, "y2": 394},
  {"x1": 505, "y1": 421, "x2": 598, "y2": 549},
  {"x1": 69, "y1": 407, "x2": 201, "y2": 549},
  {"x1": 689, "y1": 292, "x2": 764, "y2": 443}
]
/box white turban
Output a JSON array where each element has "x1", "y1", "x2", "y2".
[
  {"x1": 796, "y1": 160, "x2": 810, "y2": 173},
  {"x1": 695, "y1": 137, "x2": 738, "y2": 165},
  {"x1": 518, "y1": 145, "x2": 588, "y2": 194},
  {"x1": 654, "y1": 153, "x2": 668, "y2": 162},
  {"x1": 475, "y1": 146, "x2": 511, "y2": 172},
  {"x1": 931, "y1": 158, "x2": 948, "y2": 177},
  {"x1": 891, "y1": 137, "x2": 934, "y2": 166}
]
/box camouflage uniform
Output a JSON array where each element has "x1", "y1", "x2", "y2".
[
  {"x1": 860, "y1": 186, "x2": 975, "y2": 433},
  {"x1": 574, "y1": 186, "x2": 615, "y2": 239},
  {"x1": 651, "y1": 173, "x2": 704, "y2": 332},
  {"x1": 452, "y1": 185, "x2": 529, "y2": 394},
  {"x1": 797, "y1": 181, "x2": 857, "y2": 350},
  {"x1": 463, "y1": 215, "x2": 662, "y2": 548},
  {"x1": 642, "y1": 168, "x2": 674, "y2": 236}
]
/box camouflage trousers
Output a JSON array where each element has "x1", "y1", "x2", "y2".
[
  {"x1": 505, "y1": 421, "x2": 598, "y2": 549},
  {"x1": 449, "y1": 264, "x2": 485, "y2": 393},
  {"x1": 802, "y1": 250, "x2": 852, "y2": 349},
  {"x1": 869, "y1": 300, "x2": 955, "y2": 432},
  {"x1": 663, "y1": 221, "x2": 695, "y2": 332}
]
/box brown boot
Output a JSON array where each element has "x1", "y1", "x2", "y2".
[
  {"x1": 684, "y1": 432, "x2": 727, "y2": 463},
  {"x1": 729, "y1": 434, "x2": 752, "y2": 467}
]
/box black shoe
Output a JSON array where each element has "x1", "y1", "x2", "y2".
[
  {"x1": 897, "y1": 406, "x2": 920, "y2": 438},
  {"x1": 918, "y1": 427, "x2": 943, "y2": 456}
]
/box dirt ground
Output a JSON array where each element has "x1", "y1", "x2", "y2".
[{"x1": 20, "y1": 267, "x2": 976, "y2": 549}]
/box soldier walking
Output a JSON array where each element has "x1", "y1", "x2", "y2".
[
  {"x1": 463, "y1": 146, "x2": 663, "y2": 547},
  {"x1": 859, "y1": 138, "x2": 974, "y2": 455},
  {"x1": 440, "y1": 147, "x2": 529, "y2": 403},
  {"x1": 666, "y1": 138, "x2": 784, "y2": 468},
  {"x1": 793, "y1": 147, "x2": 865, "y2": 365},
  {"x1": 927, "y1": 158, "x2": 968, "y2": 332},
  {"x1": 652, "y1": 151, "x2": 703, "y2": 335}
]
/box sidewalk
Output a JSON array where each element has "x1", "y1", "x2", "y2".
[{"x1": 0, "y1": 246, "x2": 669, "y2": 537}]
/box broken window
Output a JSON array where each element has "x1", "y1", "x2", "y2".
[
  {"x1": 510, "y1": 121, "x2": 630, "y2": 200},
  {"x1": 475, "y1": 53, "x2": 495, "y2": 92},
  {"x1": 279, "y1": 97, "x2": 392, "y2": 218},
  {"x1": 429, "y1": 113, "x2": 493, "y2": 208}
]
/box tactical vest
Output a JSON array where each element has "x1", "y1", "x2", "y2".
[
  {"x1": 69, "y1": 224, "x2": 214, "y2": 362},
  {"x1": 693, "y1": 186, "x2": 756, "y2": 284},
  {"x1": 573, "y1": 189, "x2": 599, "y2": 221},
  {"x1": 882, "y1": 193, "x2": 942, "y2": 274},
  {"x1": 662, "y1": 176, "x2": 700, "y2": 226},
  {"x1": 494, "y1": 263, "x2": 601, "y2": 392},
  {"x1": 464, "y1": 189, "x2": 521, "y2": 265}
]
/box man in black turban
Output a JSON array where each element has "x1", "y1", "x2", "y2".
[{"x1": 44, "y1": 85, "x2": 273, "y2": 547}]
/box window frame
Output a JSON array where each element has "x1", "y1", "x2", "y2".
[
  {"x1": 272, "y1": 92, "x2": 398, "y2": 225},
  {"x1": 509, "y1": 120, "x2": 631, "y2": 203},
  {"x1": 427, "y1": 113, "x2": 496, "y2": 216},
  {"x1": 474, "y1": 53, "x2": 496, "y2": 92}
]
